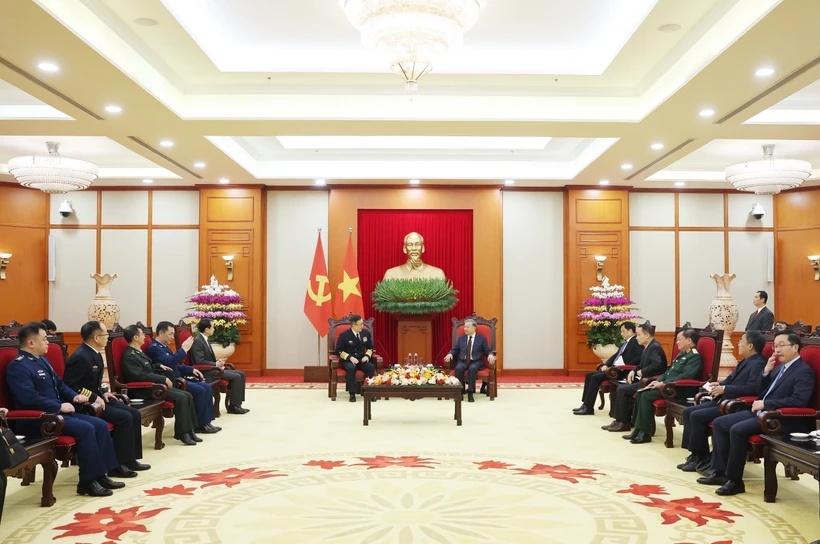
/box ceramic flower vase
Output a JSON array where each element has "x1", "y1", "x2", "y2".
[
  {"x1": 592, "y1": 343, "x2": 618, "y2": 363},
  {"x1": 212, "y1": 342, "x2": 236, "y2": 361},
  {"x1": 708, "y1": 273, "x2": 739, "y2": 379},
  {"x1": 88, "y1": 273, "x2": 120, "y2": 329}
]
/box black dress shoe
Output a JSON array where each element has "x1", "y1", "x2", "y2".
[
  {"x1": 206, "y1": 423, "x2": 222, "y2": 432},
  {"x1": 189, "y1": 431, "x2": 203, "y2": 443},
  {"x1": 196, "y1": 425, "x2": 219, "y2": 434},
  {"x1": 573, "y1": 406, "x2": 593, "y2": 415},
  {"x1": 622, "y1": 429, "x2": 639, "y2": 440},
  {"x1": 676, "y1": 454, "x2": 695, "y2": 470},
  {"x1": 572, "y1": 405, "x2": 586, "y2": 413},
  {"x1": 680, "y1": 456, "x2": 706, "y2": 472},
  {"x1": 127, "y1": 462, "x2": 151, "y2": 471},
  {"x1": 228, "y1": 406, "x2": 250, "y2": 414},
  {"x1": 630, "y1": 431, "x2": 651, "y2": 444},
  {"x1": 97, "y1": 475, "x2": 126, "y2": 490},
  {"x1": 108, "y1": 466, "x2": 138, "y2": 478},
  {"x1": 175, "y1": 434, "x2": 196, "y2": 446},
  {"x1": 349, "y1": 394, "x2": 356, "y2": 403},
  {"x1": 716, "y1": 479, "x2": 745, "y2": 496},
  {"x1": 468, "y1": 393, "x2": 475, "y2": 403},
  {"x1": 77, "y1": 480, "x2": 113, "y2": 497},
  {"x1": 697, "y1": 473, "x2": 727, "y2": 486}
]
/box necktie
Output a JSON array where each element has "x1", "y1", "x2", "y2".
[
  {"x1": 755, "y1": 310, "x2": 760, "y2": 319},
  {"x1": 763, "y1": 366, "x2": 785, "y2": 400},
  {"x1": 615, "y1": 340, "x2": 627, "y2": 359},
  {"x1": 466, "y1": 336, "x2": 473, "y2": 362},
  {"x1": 356, "y1": 332, "x2": 360, "y2": 342}
]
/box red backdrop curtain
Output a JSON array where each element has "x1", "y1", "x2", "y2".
[{"x1": 357, "y1": 209, "x2": 474, "y2": 366}]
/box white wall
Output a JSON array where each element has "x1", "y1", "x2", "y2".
[
  {"x1": 152, "y1": 229, "x2": 199, "y2": 324},
  {"x1": 679, "y1": 193, "x2": 724, "y2": 227},
  {"x1": 679, "y1": 231, "x2": 725, "y2": 327},
  {"x1": 630, "y1": 231, "x2": 676, "y2": 331},
  {"x1": 48, "y1": 229, "x2": 97, "y2": 330},
  {"x1": 153, "y1": 191, "x2": 199, "y2": 225},
  {"x1": 50, "y1": 191, "x2": 97, "y2": 226},
  {"x1": 101, "y1": 229, "x2": 148, "y2": 324},
  {"x1": 101, "y1": 192, "x2": 148, "y2": 225},
  {"x1": 629, "y1": 193, "x2": 674, "y2": 227},
  {"x1": 502, "y1": 192, "x2": 564, "y2": 369},
  {"x1": 729, "y1": 231, "x2": 775, "y2": 327},
  {"x1": 266, "y1": 191, "x2": 329, "y2": 368}
]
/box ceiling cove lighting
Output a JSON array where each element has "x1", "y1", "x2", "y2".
[
  {"x1": 674, "y1": 181, "x2": 685, "y2": 187},
  {"x1": 7, "y1": 141, "x2": 98, "y2": 194},
  {"x1": 504, "y1": 179, "x2": 515, "y2": 186},
  {"x1": 37, "y1": 62, "x2": 59, "y2": 72},
  {"x1": 218, "y1": 178, "x2": 230, "y2": 184},
  {"x1": 409, "y1": 179, "x2": 421, "y2": 185},
  {"x1": 315, "y1": 179, "x2": 327, "y2": 186},
  {"x1": 340, "y1": 0, "x2": 486, "y2": 93},
  {"x1": 599, "y1": 179, "x2": 610, "y2": 186},
  {"x1": 142, "y1": 179, "x2": 153, "y2": 184},
  {"x1": 725, "y1": 144, "x2": 811, "y2": 195},
  {"x1": 275, "y1": 136, "x2": 551, "y2": 150}
]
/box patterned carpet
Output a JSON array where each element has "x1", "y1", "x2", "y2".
[{"x1": 1, "y1": 388, "x2": 818, "y2": 543}]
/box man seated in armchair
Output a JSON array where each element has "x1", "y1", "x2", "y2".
[
  {"x1": 335, "y1": 314, "x2": 375, "y2": 403},
  {"x1": 574, "y1": 321, "x2": 642, "y2": 416},
  {"x1": 677, "y1": 331, "x2": 766, "y2": 473},
  {"x1": 444, "y1": 318, "x2": 496, "y2": 403},
  {"x1": 189, "y1": 318, "x2": 248, "y2": 414},
  {"x1": 602, "y1": 322, "x2": 667, "y2": 433},
  {"x1": 625, "y1": 328, "x2": 702, "y2": 444},
  {"x1": 698, "y1": 331, "x2": 816, "y2": 496}
]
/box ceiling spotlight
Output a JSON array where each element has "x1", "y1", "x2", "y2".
[
  {"x1": 651, "y1": 143, "x2": 665, "y2": 150},
  {"x1": 599, "y1": 180, "x2": 610, "y2": 186},
  {"x1": 142, "y1": 179, "x2": 153, "y2": 184},
  {"x1": 409, "y1": 179, "x2": 421, "y2": 185},
  {"x1": 37, "y1": 62, "x2": 59, "y2": 72},
  {"x1": 159, "y1": 140, "x2": 173, "y2": 147},
  {"x1": 699, "y1": 108, "x2": 716, "y2": 118},
  {"x1": 134, "y1": 17, "x2": 159, "y2": 27},
  {"x1": 193, "y1": 162, "x2": 206, "y2": 168},
  {"x1": 315, "y1": 179, "x2": 326, "y2": 186},
  {"x1": 674, "y1": 181, "x2": 685, "y2": 187},
  {"x1": 218, "y1": 178, "x2": 230, "y2": 184},
  {"x1": 504, "y1": 179, "x2": 515, "y2": 185},
  {"x1": 621, "y1": 163, "x2": 633, "y2": 170},
  {"x1": 105, "y1": 105, "x2": 122, "y2": 114},
  {"x1": 755, "y1": 67, "x2": 775, "y2": 77},
  {"x1": 657, "y1": 23, "x2": 681, "y2": 33}
]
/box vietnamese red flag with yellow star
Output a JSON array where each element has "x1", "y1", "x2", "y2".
[
  {"x1": 304, "y1": 232, "x2": 333, "y2": 336},
  {"x1": 334, "y1": 231, "x2": 365, "y2": 319}
]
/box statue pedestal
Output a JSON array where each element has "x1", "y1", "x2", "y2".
[{"x1": 394, "y1": 315, "x2": 435, "y2": 365}]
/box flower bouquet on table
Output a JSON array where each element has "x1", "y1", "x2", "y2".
[
  {"x1": 365, "y1": 364, "x2": 462, "y2": 386},
  {"x1": 184, "y1": 275, "x2": 248, "y2": 348},
  {"x1": 577, "y1": 277, "x2": 641, "y2": 348}
]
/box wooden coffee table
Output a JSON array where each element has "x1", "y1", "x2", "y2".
[
  {"x1": 361, "y1": 385, "x2": 463, "y2": 426},
  {"x1": 761, "y1": 434, "x2": 820, "y2": 515}
]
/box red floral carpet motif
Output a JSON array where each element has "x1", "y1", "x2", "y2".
[
  {"x1": 351, "y1": 456, "x2": 439, "y2": 469},
  {"x1": 304, "y1": 460, "x2": 347, "y2": 470},
  {"x1": 474, "y1": 460, "x2": 515, "y2": 470},
  {"x1": 617, "y1": 484, "x2": 669, "y2": 497},
  {"x1": 184, "y1": 467, "x2": 286, "y2": 489},
  {"x1": 144, "y1": 484, "x2": 198, "y2": 496},
  {"x1": 635, "y1": 496, "x2": 742, "y2": 527},
  {"x1": 512, "y1": 463, "x2": 605, "y2": 483},
  {"x1": 53, "y1": 506, "x2": 169, "y2": 541}
]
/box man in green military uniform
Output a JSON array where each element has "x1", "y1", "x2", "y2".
[{"x1": 625, "y1": 328, "x2": 702, "y2": 444}]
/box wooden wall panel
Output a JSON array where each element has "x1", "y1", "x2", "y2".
[
  {"x1": 566, "y1": 189, "x2": 630, "y2": 375},
  {"x1": 0, "y1": 184, "x2": 49, "y2": 324},
  {"x1": 199, "y1": 188, "x2": 265, "y2": 376}
]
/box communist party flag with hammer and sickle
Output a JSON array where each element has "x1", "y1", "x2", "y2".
[
  {"x1": 334, "y1": 231, "x2": 365, "y2": 319},
  {"x1": 304, "y1": 232, "x2": 333, "y2": 336}
]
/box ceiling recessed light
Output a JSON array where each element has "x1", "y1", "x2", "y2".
[
  {"x1": 159, "y1": 140, "x2": 173, "y2": 147},
  {"x1": 699, "y1": 108, "x2": 715, "y2": 118},
  {"x1": 134, "y1": 17, "x2": 159, "y2": 27},
  {"x1": 37, "y1": 62, "x2": 59, "y2": 72},
  {"x1": 504, "y1": 179, "x2": 515, "y2": 186},
  {"x1": 315, "y1": 179, "x2": 326, "y2": 186},
  {"x1": 142, "y1": 179, "x2": 153, "y2": 184},
  {"x1": 193, "y1": 162, "x2": 206, "y2": 168},
  {"x1": 409, "y1": 179, "x2": 420, "y2": 185},
  {"x1": 651, "y1": 143, "x2": 665, "y2": 150},
  {"x1": 599, "y1": 180, "x2": 610, "y2": 186},
  {"x1": 218, "y1": 178, "x2": 230, "y2": 184},
  {"x1": 755, "y1": 66, "x2": 775, "y2": 77},
  {"x1": 674, "y1": 181, "x2": 685, "y2": 187},
  {"x1": 621, "y1": 163, "x2": 633, "y2": 170},
  {"x1": 105, "y1": 105, "x2": 122, "y2": 114},
  {"x1": 658, "y1": 23, "x2": 682, "y2": 33}
]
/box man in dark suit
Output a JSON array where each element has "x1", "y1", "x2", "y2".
[
  {"x1": 189, "y1": 318, "x2": 248, "y2": 414},
  {"x1": 698, "y1": 331, "x2": 816, "y2": 495},
  {"x1": 335, "y1": 314, "x2": 375, "y2": 402},
  {"x1": 121, "y1": 325, "x2": 201, "y2": 446},
  {"x1": 677, "y1": 331, "x2": 767, "y2": 473},
  {"x1": 6, "y1": 322, "x2": 122, "y2": 497},
  {"x1": 574, "y1": 322, "x2": 643, "y2": 415},
  {"x1": 64, "y1": 321, "x2": 150, "y2": 478},
  {"x1": 147, "y1": 321, "x2": 220, "y2": 434},
  {"x1": 602, "y1": 322, "x2": 667, "y2": 432},
  {"x1": 444, "y1": 318, "x2": 496, "y2": 403},
  {"x1": 41, "y1": 319, "x2": 57, "y2": 335},
  {"x1": 745, "y1": 290, "x2": 774, "y2": 331}
]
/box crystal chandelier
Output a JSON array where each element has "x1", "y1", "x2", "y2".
[
  {"x1": 341, "y1": 0, "x2": 486, "y2": 93},
  {"x1": 8, "y1": 141, "x2": 99, "y2": 193},
  {"x1": 725, "y1": 144, "x2": 812, "y2": 195}
]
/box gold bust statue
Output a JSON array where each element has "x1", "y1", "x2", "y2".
[{"x1": 382, "y1": 232, "x2": 446, "y2": 280}]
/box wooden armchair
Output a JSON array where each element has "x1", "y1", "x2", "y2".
[
  {"x1": 657, "y1": 326, "x2": 723, "y2": 447},
  {"x1": 328, "y1": 315, "x2": 384, "y2": 401},
  {"x1": 451, "y1": 313, "x2": 498, "y2": 400},
  {"x1": 603, "y1": 323, "x2": 662, "y2": 411},
  {"x1": 174, "y1": 320, "x2": 228, "y2": 417}
]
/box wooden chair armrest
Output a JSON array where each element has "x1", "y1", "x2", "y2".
[
  {"x1": 720, "y1": 398, "x2": 751, "y2": 415},
  {"x1": 605, "y1": 365, "x2": 636, "y2": 379},
  {"x1": 693, "y1": 391, "x2": 712, "y2": 405},
  {"x1": 758, "y1": 408, "x2": 820, "y2": 435},
  {"x1": 82, "y1": 402, "x2": 103, "y2": 417},
  {"x1": 330, "y1": 355, "x2": 340, "y2": 370},
  {"x1": 660, "y1": 383, "x2": 678, "y2": 400},
  {"x1": 149, "y1": 384, "x2": 169, "y2": 401},
  {"x1": 224, "y1": 363, "x2": 236, "y2": 370},
  {"x1": 197, "y1": 366, "x2": 224, "y2": 382},
  {"x1": 5, "y1": 412, "x2": 66, "y2": 439},
  {"x1": 174, "y1": 377, "x2": 187, "y2": 390},
  {"x1": 114, "y1": 393, "x2": 131, "y2": 405}
]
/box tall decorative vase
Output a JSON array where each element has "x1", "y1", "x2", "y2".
[
  {"x1": 88, "y1": 273, "x2": 121, "y2": 329},
  {"x1": 592, "y1": 343, "x2": 618, "y2": 363},
  {"x1": 211, "y1": 342, "x2": 236, "y2": 361},
  {"x1": 708, "y1": 273, "x2": 739, "y2": 380}
]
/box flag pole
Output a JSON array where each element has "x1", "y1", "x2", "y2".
[{"x1": 317, "y1": 226, "x2": 322, "y2": 367}]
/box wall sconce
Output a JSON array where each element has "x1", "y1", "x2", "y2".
[
  {"x1": 222, "y1": 255, "x2": 234, "y2": 281},
  {"x1": 809, "y1": 255, "x2": 820, "y2": 281},
  {"x1": 594, "y1": 255, "x2": 607, "y2": 281},
  {"x1": 0, "y1": 253, "x2": 11, "y2": 280}
]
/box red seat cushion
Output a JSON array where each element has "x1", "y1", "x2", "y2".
[
  {"x1": 6, "y1": 410, "x2": 47, "y2": 418},
  {"x1": 220, "y1": 379, "x2": 229, "y2": 386},
  {"x1": 653, "y1": 399, "x2": 667, "y2": 407},
  {"x1": 777, "y1": 407, "x2": 818, "y2": 416},
  {"x1": 673, "y1": 379, "x2": 702, "y2": 386},
  {"x1": 106, "y1": 422, "x2": 114, "y2": 431},
  {"x1": 125, "y1": 382, "x2": 158, "y2": 388},
  {"x1": 748, "y1": 434, "x2": 765, "y2": 444},
  {"x1": 55, "y1": 435, "x2": 76, "y2": 447},
  {"x1": 163, "y1": 401, "x2": 174, "y2": 408}
]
